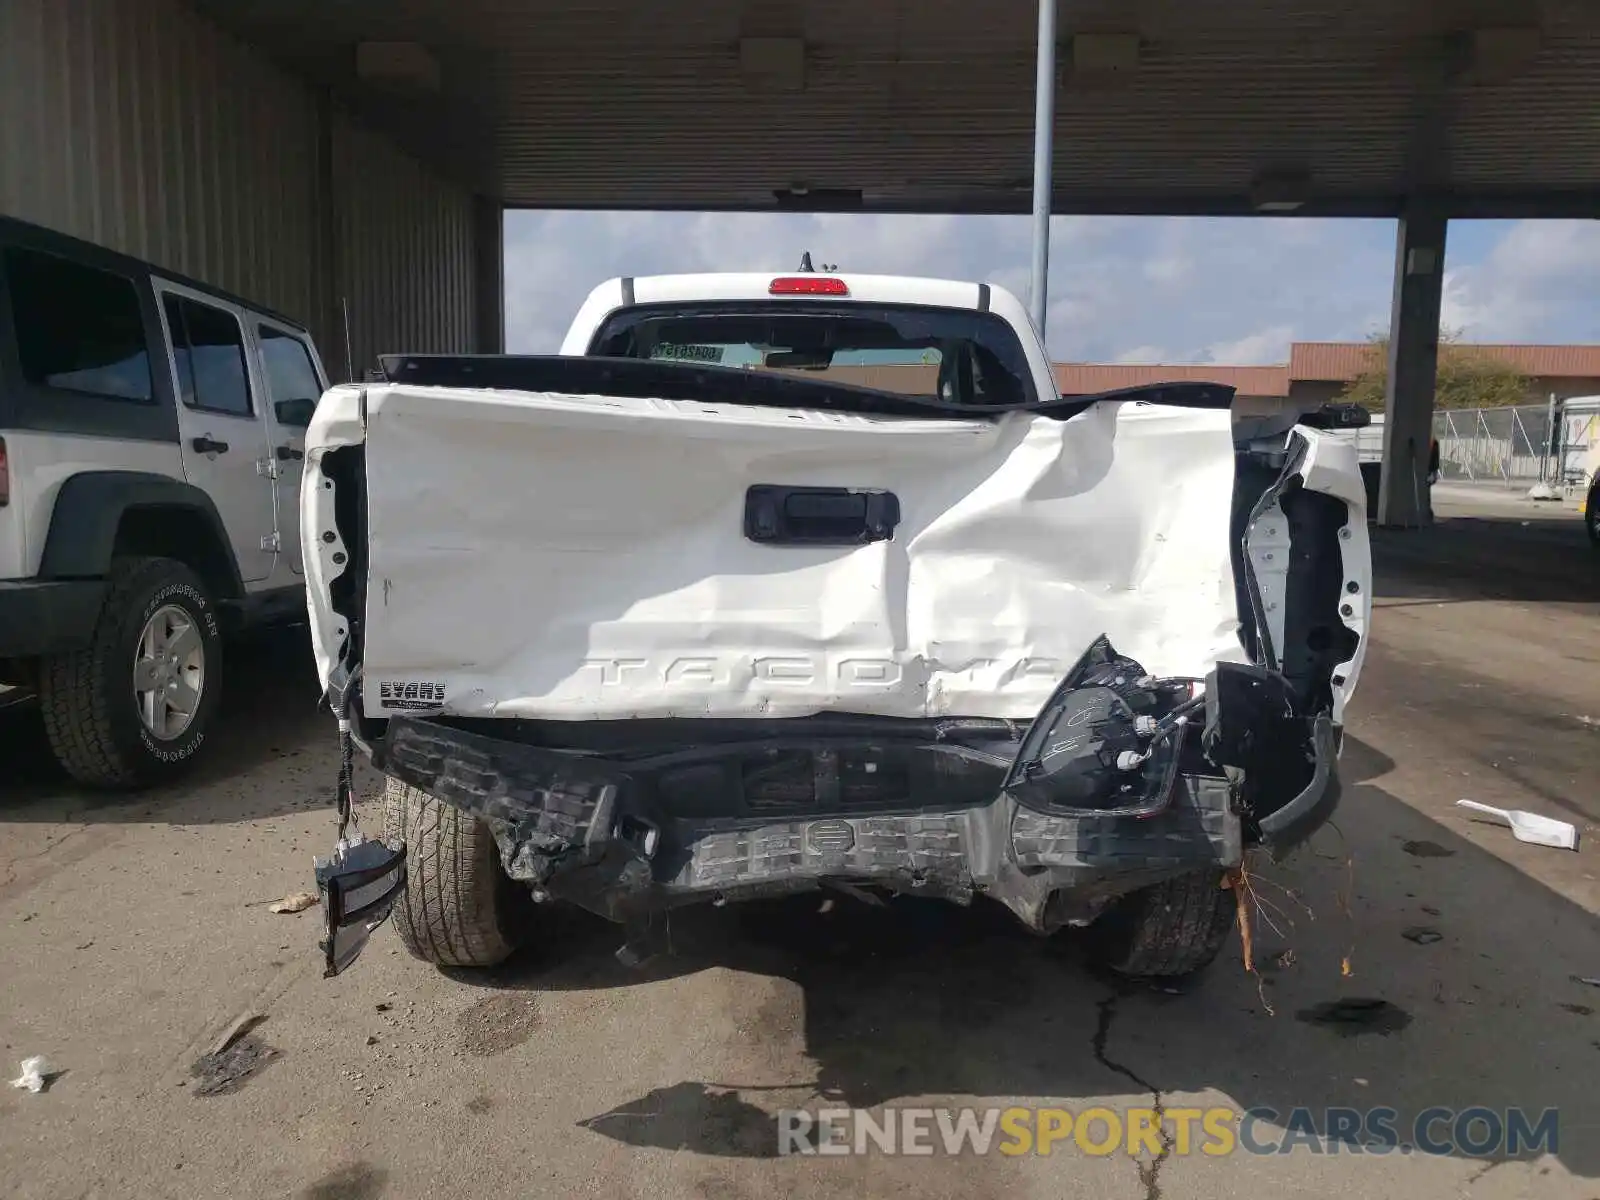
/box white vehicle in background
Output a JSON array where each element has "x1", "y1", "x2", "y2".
[
  {"x1": 1318, "y1": 408, "x2": 1440, "y2": 518},
  {"x1": 0, "y1": 216, "x2": 328, "y2": 787},
  {"x1": 302, "y1": 269, "x2": 1372, "y2": 984}
]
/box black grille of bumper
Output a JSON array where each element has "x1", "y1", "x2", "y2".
[{"x1": 655, "y1": 742, "x2": 1003, "y2": 820}]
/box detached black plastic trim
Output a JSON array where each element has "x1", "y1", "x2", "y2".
[
  {"x1": 374, "y1": 353, "x2": 1235, "y2": 421},
  {"x1": 1256, "y1": 714, "x2": 1342, "y2": 854}
]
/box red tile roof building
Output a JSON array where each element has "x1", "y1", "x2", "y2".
[
  {"x1": 775, "y1": 344, "x2": 1600, "y2": 413},
  {"x1": 1055, "y1": 343, "x2": 1600, "y2": 411}
]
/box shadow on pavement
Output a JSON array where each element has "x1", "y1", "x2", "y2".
[
  {"x1": 455, "y1": 736, "x2": 1598, "y2": 1177},
  {"x1": 1372, "y1": 513, "x2": 1600, "y2": 606},
  {"x1": 1354, "y1": 642, "x2": 1598, "y2": 830},
  {"x1": 0, "y1": 623, "x2": 332, "y2": 821}
]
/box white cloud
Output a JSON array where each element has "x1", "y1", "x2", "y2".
[
  {"x1": 1438, "y1": 220, "x2": 1600, "y2": 343},
  {"x1": 1203, "y1": 324, "x2": 1296, "y2": 366},
  {"x1": 1115, "y1": 344, "x2": 1169, "y2": 364},
  {"x1": 1439, "y1": 268, "x2": 1486, "y2": 338},
  {"x1": 1142, "y1": 255, "x2": 1192, "y2": 286}
]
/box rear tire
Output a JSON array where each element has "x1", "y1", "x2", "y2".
[
  {"x1": 1586, "y1": 478, "x2": 1600, "y2": 549},
  {"x1": 382, "y1": 776, "x2": 531, "y2": 968},
  {"x1": 1082, "y1": 869, "x2": 1237, "y2": 980},
  {"x1": 39, "y1": 557, "x2": 222, "y2": 789}
]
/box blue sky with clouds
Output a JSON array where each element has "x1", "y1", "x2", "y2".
[{"x1": 504, "y1": 214, "x2": 1600, "y2": 364}]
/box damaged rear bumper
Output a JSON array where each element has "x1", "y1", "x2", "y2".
[{"x1": 369, "y1": 687, "x2": 1340, "y2": 934}]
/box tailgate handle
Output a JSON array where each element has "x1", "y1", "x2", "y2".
[{"x1": 744, "y1": 485, "x2": 900, "y2": 546}]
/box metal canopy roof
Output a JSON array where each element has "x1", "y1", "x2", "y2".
[{"x1": 196, "y1": 0, "x2": 1600, "y2": 217}]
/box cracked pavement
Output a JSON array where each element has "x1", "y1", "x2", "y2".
[
  {"x1": 1, "y1": 489, "x2": 1598, "y2": 1200},
  {"x1": 1093, "y1": 991, "x2": 1172, "y2": 1200}
]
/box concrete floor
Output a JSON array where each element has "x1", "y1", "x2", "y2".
[{"x1": 2, "y1": 490, "x2": 1598, "y2": 1200}]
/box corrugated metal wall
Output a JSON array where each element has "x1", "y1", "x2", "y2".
[
  {"x1": 332, "y1": 116, "x2": 478, "y2": 378},
  {"x1": 0, "y1": 0, "x2": 323, "y2": 327},
  {"x1": 0, "y1": 0, "x2": 485, "y2": 380}
]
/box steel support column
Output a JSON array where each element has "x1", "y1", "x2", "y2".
[
  {"x1": 473, "y1": 195, "x2": 505, "y2": 354},
  {"x1": 1377, "y1": 210, "x2": 1448, "y2": 528},
  {"x1": 1028, "y1": 0, "x2": 1056, "y2": 338}
]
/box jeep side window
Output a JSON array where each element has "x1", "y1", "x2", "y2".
[
  {"x1": 257, "y1": 326, "x2": 322, "y2": 423},
  {"x1": 164, "y1": 295, "x2": 252, "y2": 417},
  {"x1": 4, "y1": 246, "x2": 154, "y2": 403}
]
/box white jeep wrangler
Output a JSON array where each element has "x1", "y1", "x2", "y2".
[{"x1": 0, "y1": 216, "x2": 329, "y2": 787}]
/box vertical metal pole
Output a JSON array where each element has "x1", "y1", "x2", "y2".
[
  {"x1": 1545, "y1": 391, "x2": 1559, "y2": 483},
  {"x1": 1029, "y1": 0, "x2": 1057, "y2": 338}
]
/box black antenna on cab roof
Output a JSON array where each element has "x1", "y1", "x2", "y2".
[
  {"x1": 798, "y1": 251, "x2": 815, "y2": 272},
  {"x1": 340, "y1": 296, "x2": 355, "y2": 382}
]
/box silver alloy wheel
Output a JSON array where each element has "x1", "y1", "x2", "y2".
[{"x1": 132, "y1": 604, "x2": 205, "y2": 740}]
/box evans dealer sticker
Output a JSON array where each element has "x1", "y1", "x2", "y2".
[{"x1": 376, "y1": 680, "x2": 448, "y2": 711}]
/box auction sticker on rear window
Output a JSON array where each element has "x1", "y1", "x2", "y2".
[{"x1": 650, "y1": 343, "x2": 723, "y2": 364}]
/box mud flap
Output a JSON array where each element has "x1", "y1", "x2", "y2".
[
  {"x1": 314, "y1": 659, "x2": 406, "y2": 978},
  {"x1": 314, "y1": 837, "x2": 407, "y2": 978},
  {"x1": 1201, "y1": 661, "x2": 1341, "y2": 855}
]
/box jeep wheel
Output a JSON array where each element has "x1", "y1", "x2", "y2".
[
  {"x1": 1081, "y1": 869, "x2": 1237, "y2": 980},
  {"x1": 1586, "y1": 478, "x2": 1600, "y2": 549},
  {"x1": 39, "y1": 557, "x2": 223, "y2": 789},
  {"x1": 382, "y1": 776, "x2": 533, "y2": 968}
]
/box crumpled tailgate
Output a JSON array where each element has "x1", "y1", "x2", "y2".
[{"x1": 340, "y1": 384, "x2": 1250, "y2": 724}]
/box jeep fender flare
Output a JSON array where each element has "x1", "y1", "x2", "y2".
[{"x1": 37, "y1": 471, "x2": 245, "y2": 598}]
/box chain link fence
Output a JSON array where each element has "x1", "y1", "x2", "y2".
[{"x1": 1431, "y1": 400, "x2": 1600, "y2": 491}]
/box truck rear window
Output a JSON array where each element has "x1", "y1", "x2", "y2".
[{"x1": 587, "y1": 301, "x2": 1038, "y2": 408}]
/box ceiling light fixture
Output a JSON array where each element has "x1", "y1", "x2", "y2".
[{"x1": 1250, "y1": 170, "x2": 1311, "y2": 213}]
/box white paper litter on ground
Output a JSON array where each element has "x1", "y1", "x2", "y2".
[
  {"x1": 1456, "y1": 800, "x2": 1579, "y2": 850},
  {"x1": 10, "y1": 1056, "x2": 54, "y2": 1094}
]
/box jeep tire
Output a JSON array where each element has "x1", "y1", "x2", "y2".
[
  {"x1": 39, "y1": 556, "x2": 223, "y2": 789},
  {"x1": 382, "y1": 776, "x2": 532, "y2": 968},
  {"x1": 1082, "y1": 869, "x2": 1238, "y2": 980}
]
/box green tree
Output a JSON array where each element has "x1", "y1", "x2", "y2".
[{"x1": 1338, "y1": 330, "x2": 1531, "y2": 411}]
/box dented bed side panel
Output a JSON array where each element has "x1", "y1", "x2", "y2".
[
  {"x1": 1291, "y1": 427, "x2": 1372, "y2": 723},
  {"x1": 302, "y1": 384, "x2": 367, "y2": 694}
]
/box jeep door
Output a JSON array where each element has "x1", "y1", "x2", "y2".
[
  {"x1": 250, "y1": 317, "x2": 328, "y2": 576},
  {"x1": 154, "y1": 280, "x2": 277, "y2": 583}
]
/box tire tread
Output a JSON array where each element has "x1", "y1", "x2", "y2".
[
  {"x1": 383, "y1": 777, "x2": 521, "y2": 968},
  {"x1": 1092, "y1": 869, "x2": 1238, "y2": 980},
  {"x1": 39, "y1": 557, "x2": 200, "y2": 788}
]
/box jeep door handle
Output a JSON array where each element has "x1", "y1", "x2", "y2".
[
  {"x1": 191, "y1": 436, "x2": 229, "y2": 454},
  {"x1": 275, "y1": 445, "x2": 304, "y2": 462}
]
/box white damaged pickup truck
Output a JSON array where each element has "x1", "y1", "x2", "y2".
[{"x1": 302, "y1": 271, "x2": 1372, "y2": 982}]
